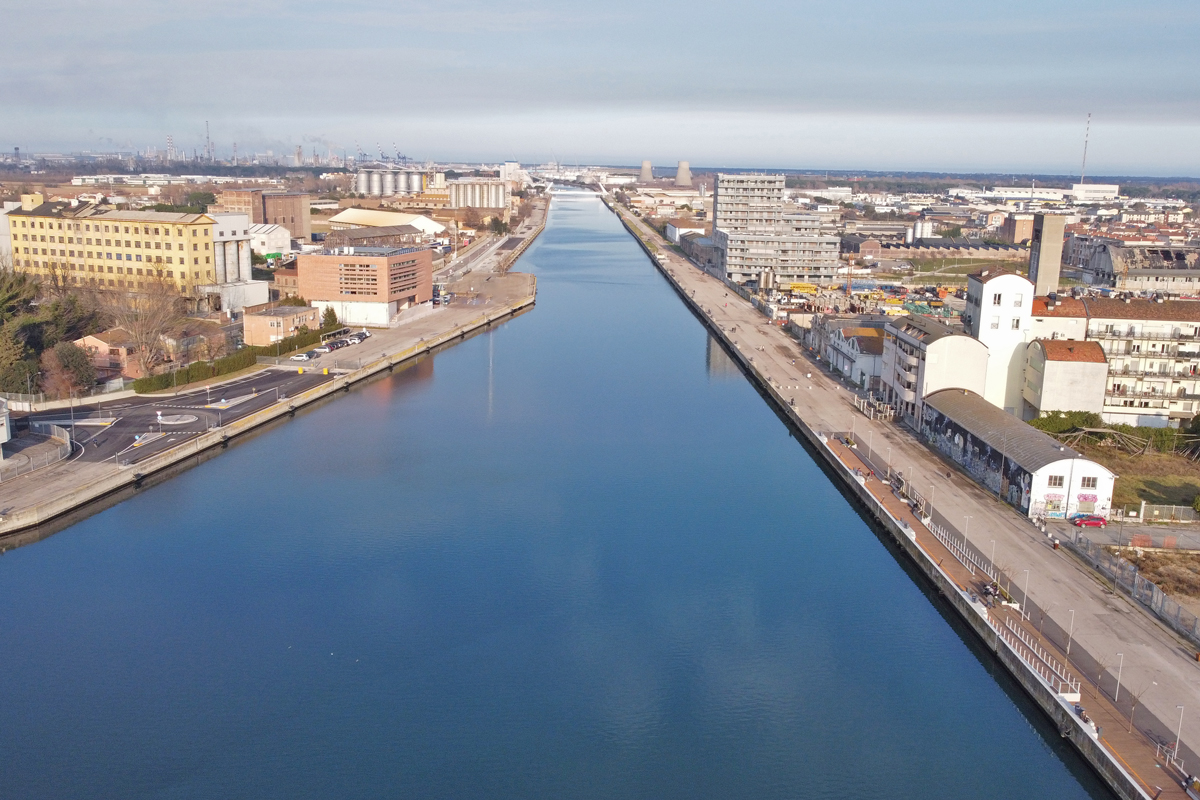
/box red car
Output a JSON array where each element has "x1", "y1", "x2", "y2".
[{"x1": 1071, "y1": 515, "x2": 1107, "y2": 528}]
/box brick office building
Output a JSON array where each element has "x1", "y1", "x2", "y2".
[
  {"x1": 211, "y1": 190, "x2": 312, "y2": 241},
  {"x1": 295, "y1": 246, "x2": 433, "y2": 326}
]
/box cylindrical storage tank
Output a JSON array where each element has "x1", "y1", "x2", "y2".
[
  {"x1": 410, "y1": 172, "x2": 423, "y2": 193},
  {"x1": 369, "y1": 171, "x2": 383, "y2": 196},
  {"x1": 382, "y1": 171, "x2": 396, "y2": 196},
  {"x1": 356, "y1": 170, "x2": 370, "y2": 195}
]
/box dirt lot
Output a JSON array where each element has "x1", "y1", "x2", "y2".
[{"x1": 1075, "y1": 442, "x2": 1200, "y2": 507}]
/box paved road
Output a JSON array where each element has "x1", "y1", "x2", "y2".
[
  {"x1": 28, "y1": 368, "x2": 333, "y2": 466},
  {"x1": 615, "y1": 202, "x2": 1200, "y2": 757}
]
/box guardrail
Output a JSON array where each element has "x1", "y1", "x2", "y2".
[
  {"x1": 0, "y1": 423, "x2": 73, "y2": 483},
  {"x1": 1000, "y1": 615, "x2": 1082, "y2": 698}
]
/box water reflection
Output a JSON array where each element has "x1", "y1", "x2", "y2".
[{"x1": 706, "y1": 334, "x2": 740, "y2": 380}]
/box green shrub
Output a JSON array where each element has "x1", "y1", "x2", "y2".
[
  {"x1": 1028, "y1": 410, "x2": 1187, "y2": 454},
  {"x1": 133, "y1": 323, "x2": 340, "y2": 393}
]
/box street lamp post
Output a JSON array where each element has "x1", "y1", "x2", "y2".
[
  {"x1": 1114, "y1": 653, "x2": 1124, "y2": 702},
  {"x1": 1176, "y1": 705, "x2": 1186, "y2": 760},
  {"x1": 1021, "y1": 569, "x2": 1031, "y2": 620}
]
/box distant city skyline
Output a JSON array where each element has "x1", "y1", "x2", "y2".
[{"x1": 5, "y1": 0, "x2": 1199, "y2": 176}]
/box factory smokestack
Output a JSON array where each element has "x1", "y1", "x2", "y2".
[
  {"x1": 640, "y1": 160, "x2": 653, "y2": 183},
  {"x1": 675, "y1": 161, "x2": 691, "y2": 187}
]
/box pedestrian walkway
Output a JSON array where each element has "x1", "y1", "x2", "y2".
[
  {"x1": 611, "y1": 201, "x2": 1200, "y2": 781},
  {"x1": 829, "y1": 435, "x2": 1189, "y2": 800}
]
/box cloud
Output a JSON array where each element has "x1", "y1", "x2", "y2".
[{"x1": 4, "y1": 0, "x2": 1198, "y2": 172}]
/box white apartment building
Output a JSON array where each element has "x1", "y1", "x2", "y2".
[
  {"x1": 1028, "y1": 296, "x2": 1200, "y2": 427},
  {"x1": 880, "y1": 314, "x2": 989, "y2": 423},
  {"x1": 711, "y1": 174, "x2": 840, "y2": 285}
]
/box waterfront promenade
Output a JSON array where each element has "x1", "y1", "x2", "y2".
[
  {"x1": 0, "y1": 272, "x2": 536, "y2": 539},
  {"x1": 612, "y1": 201, "x2": 1200, "y2": 793}
]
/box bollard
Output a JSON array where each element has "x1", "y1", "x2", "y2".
[
  {"x1": 323, "y1": 368, "x2": 328, "y2": 375},
  {"x1": 298, "y1": 367, "x2": 303, "y2": 374}
]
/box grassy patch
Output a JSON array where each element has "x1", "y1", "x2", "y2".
[
  {"x1": 1073, "y1": 442, "x2": 1200, "y2": 507},
  {"x1": 908, "y1": 258, "x2": 1028, "y2": 274}
]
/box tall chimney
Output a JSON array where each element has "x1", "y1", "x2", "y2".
[{"x1": 639, "y1": 160, "x2": 653, "y2": 183}]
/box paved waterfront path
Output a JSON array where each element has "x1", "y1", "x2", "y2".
[
  {"x1": 615, "y1": 204, "x2": 1200, "y2": 777},
  {"x1": 828, "y1": 435, "x2": 1189, "y2": 800},
  {"x1": 1, "y1": 273, "x2": 536, "y2": 533}
]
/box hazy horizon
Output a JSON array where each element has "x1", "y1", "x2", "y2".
[{"x1": 6, "y1": 1, "x2": 1199, "y2": 177}]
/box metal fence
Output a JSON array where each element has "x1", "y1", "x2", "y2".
[
  {"x1": 833, "y1": 430, "x2": 1200, "y2": 768},
  {"x1": 1116, "y1": 503, "x2": 1199, "y2": 524},
  {"x1": 1066, "y1": 533, "x2": 1200, "y2": 648},
  {"x1": 0, "y1": 423, "x2": 73, "y2": 482}
]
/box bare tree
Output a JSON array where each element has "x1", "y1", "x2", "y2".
[
  {"x1": 1128, "y1": 682, "x2": 1151, "y2": 734},
  {"x1": 98, "y1": 279, "x2": 185, "y2": 377},
  {"x1": 40, "y1": 259, "x2": 72, "y2": 300}
]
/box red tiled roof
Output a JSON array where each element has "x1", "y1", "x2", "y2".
[
  {"x1": 1030, "y1": 297, "x2": 1088, "y2": 318},
  {"x1": 1035, "y1": 339, "x2": 1107, "y2": 363}
]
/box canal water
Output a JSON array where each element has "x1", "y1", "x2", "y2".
[{"x1": 0, "y1": 191, "x2": 1110, "y2": 799}]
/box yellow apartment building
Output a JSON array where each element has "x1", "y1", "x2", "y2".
[{"x1": 7, "y1": 194, "x2": 219, "y2": 294}]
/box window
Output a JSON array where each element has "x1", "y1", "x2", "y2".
[
  {"x1": 1081, "y1": 477, "x2": 1097, "y2": 489},
  {"x1": 1014, "y1": 293, "x2": 1023, "y2": 308},
  {"x1": 1011, "y1": 318, "x2": 1020, "y2": 330},
  {"x1": 1048, "y1": 475, "x2": 1064, "y2": 488},
  {"x1": 990, "y1": 316, "x2": 1000, "y2": 330}
]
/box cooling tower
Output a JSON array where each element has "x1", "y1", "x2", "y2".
[
  {"x1": 640, "y1": 160, "x2": 653, "y2": 183},
  {"x1": 675, "y1": 161, "x2": 692, "y2": 187}
]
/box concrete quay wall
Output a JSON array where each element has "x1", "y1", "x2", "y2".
[
  {"x1": 0, "y1": 286, "x2": 536, "y2": 537},
  {"x1": 612, "y1": 206, "x2": 1150, "y2": 800}
]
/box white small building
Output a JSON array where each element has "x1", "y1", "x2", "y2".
[
  {"x1": 881, "y1": 315, "x2": 989, "y2": 423},
  {"x1": 1022, "y1": 339, "x2": 1108, "y2": 419},
  {"x1": 664, "y1": 221, "x2": 705, "y2": 243},
  {"x1": 248, "y1": 223, "x2": 293, "y2": 258},
  {"x1": 196, "y1": 279, "x2": 270, "y2": 315},
  {"x1": 922, "y1": 389, "x2": 1115, "y2": 520},
  {"x1": 826, "y1": 326, "x2": 885, "y2": 391}
]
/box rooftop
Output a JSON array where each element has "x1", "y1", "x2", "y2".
[
  {"x1": 888, "y1": 314, "x2": 961, "y2": 344},
  {"x1": 249, "y1": 306, "x2": 317, "y2": 318},
  {"x1": 924, "y1": 389, "x2": 1108, "y2": 474},
  {"x1": 330, "y1": 224, "x2": 424, "y2": 239},
  {"x1": 1035, "y1": 339, "x2": 1107, "y2": 363}
]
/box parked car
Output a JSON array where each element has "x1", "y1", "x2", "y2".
[
  {"x1": 1071, "y1": 515, "x2": 1107, "y2": 528},
  {"x1": 313, "y1": 344, "x2": 333, "y2": 354},
  {"x1": 330, "y1": 340, "x2": 349, "y2": 349},
  {"x1": 356, "y1": 329, "x2": 372, "y2": 339},
  {"x1": 290, "y1": 351, "x2": 316, "y2": 361},
  {"x1": 347, "y1": 334, "x2": 366, "y2": 344}
]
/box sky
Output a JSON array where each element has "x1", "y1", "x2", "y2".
[{"x1": 5, "y1": 0, "x2": 1200, "y2": 176}]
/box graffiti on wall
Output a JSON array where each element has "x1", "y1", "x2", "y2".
[{"x1": 921, "y1": 404, "x2": 1032, "y2": 516}]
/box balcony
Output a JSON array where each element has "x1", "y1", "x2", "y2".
[
  {"x1": 898, "y1": 350, "x2": 919, "y2": 368},
  {"x1": 1106, "y1": 387, "x2": 1199, "y2": 400},
  {"x1": 1088, "y1": 329, "x2": 1196, "y2": 342},
  {"x1": 893, "y1": 385, "x2": 917, "y2": 403}
]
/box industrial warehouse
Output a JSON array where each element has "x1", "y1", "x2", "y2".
[{"x1": 920, "y1": 389, "x2": 1115, "y2": 520}]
